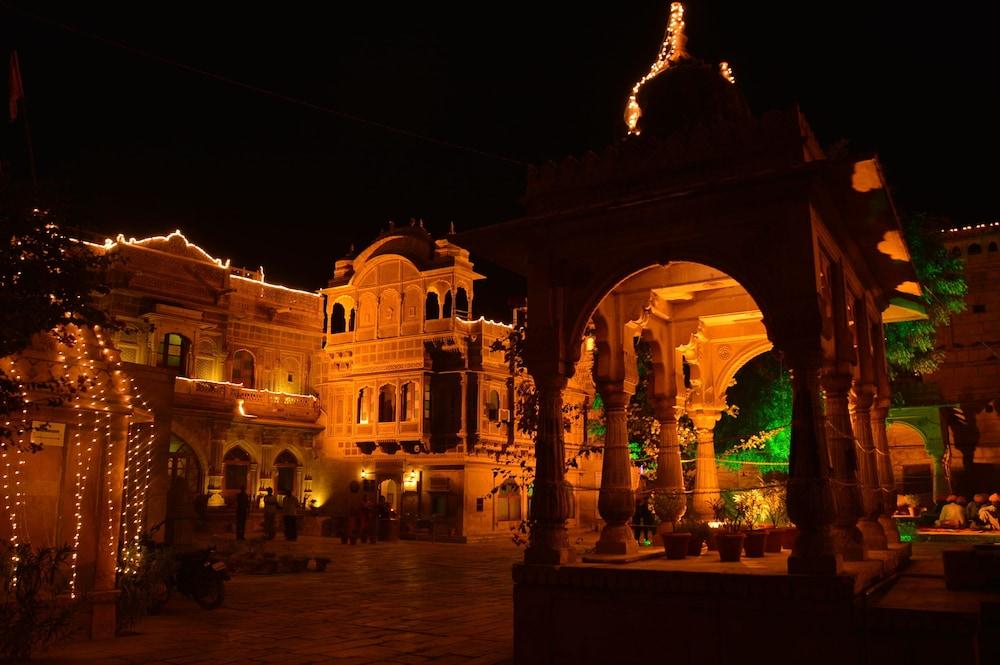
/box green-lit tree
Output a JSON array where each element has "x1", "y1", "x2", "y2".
[
  {"x1": 713, "y1": 352, "x2": 792, "y2": 472},
  {"x1": 885, "y1": 214, "x2": 967, "y2": 379}
]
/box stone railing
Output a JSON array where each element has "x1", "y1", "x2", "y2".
[{"x1": 175, "y1": 378, "x2": 321, "y2": 422}]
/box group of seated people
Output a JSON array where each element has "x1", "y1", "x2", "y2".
[{"x1": 935, "y1": 493, "x2": 1000, "y2": 530}]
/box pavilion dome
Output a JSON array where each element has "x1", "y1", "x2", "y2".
[{"x1": 631, "y1": 56, "x2": 751, "y2": 139}]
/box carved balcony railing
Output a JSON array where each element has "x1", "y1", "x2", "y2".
[{"x1": 174, "y1": 378, "x2": 321, "y2": 423}]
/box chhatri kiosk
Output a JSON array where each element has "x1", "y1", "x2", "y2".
[{"x1": 459, "y1": 4, "x2": 942, "y2": 664}]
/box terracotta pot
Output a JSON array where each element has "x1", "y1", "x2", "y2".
[
  {"x1": 662, "y1": 532, "x2": 692, "y2": 560},
  {"x1": 782, "y1": 526, "x2": 799, "y2": 550},
  {"x1": 743, "y1": 530, "x2": 767, "y2": 557},
  {"x1": 765, "y1": 528, "x2": 784, "y2": 553},
  {"x1": 687, "y1": 535, "x2": 705, "y2": 557},
  {"x1": 716, "y1": 532, "x2": 745, "y2": 562}
]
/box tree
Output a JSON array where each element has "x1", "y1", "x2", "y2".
[
  {"x1": 885, "y1": 214, "x2": 967, "y2": 379},
  {"x1": 0, "y1": 203, "x2": 114, "y2": 451},
  {"x1": 713, "y1": 352, "x2": 792, "y2": 472}
]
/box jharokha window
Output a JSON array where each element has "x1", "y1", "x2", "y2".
[
  {"x1": 231, "y1": 350, "x2": 255, "y2": 387},
  {"x1": 160, "y1": 333, "x2": 191, "y2": 376},
  {"x1": 400, "y1": 382, "x2": 415, "y2": 421},
  {"x1": 378, "y1": 384, "x2": 396, "y2": 422},
  {"x1": 496, "y1": 480, "x2": 521, "y2": 521},
  {"x1": 357, "y1": 387, "x2": 371, "y2": 424},
  {"x1": 486, "y1": 389, "x2": 501, "y2": 422},
  {"x1": 223, "y1": 446, "x2": 251, "y2": 492}
]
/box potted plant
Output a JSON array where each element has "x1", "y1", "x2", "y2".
[
  {"x1": 737, "y1": 490, "x2": 768, "y2": 558},
  {"x1": 677, "y1": 518, "x2": 712, "y2": 556},
  {"x1": 761, "y1": 485, "x2": 788, "y2": 553},
  {"x1": 655, "y1": 491, "x2": 691, "y2": 559},
  {"x1": 711, "y1": 498, "x2": 748, "y2": 562}
]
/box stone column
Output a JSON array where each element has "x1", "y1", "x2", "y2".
[
  {"x1": 786, "y1": 351, "x2": 840, "y2": 575},
  {"x1": 871, "y1": 400, "x2": 899, "y2": 542},
  {"x1": 690, "y1": 410, "x2": 722, "y2": 521},
  {"x1": 90, "y1": 413, "x2": 129, "y2": 640},
  {"x1": 852, "y1": 384, "x2": 887, "y2": 550},
  {"x1": 822, "y1": 371, "x2": 866, "y2": 561},
  {"x1": 595, "y1": 388, "x2": 637, "y2": 556},
  {"x1": 524, "y1": 374, "x2": 576, "y2": 565},
  {"x1": 652, "y1": 400, "x2": 685, "y2": 532},
  {"x1": 207, "y1": 427, "x2": 226, "y2": 507}
]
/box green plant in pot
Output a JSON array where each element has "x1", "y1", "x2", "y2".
[
  {"x1": 711, "y1": 497, "x2": 748, "y2": 562},
  {"x1": 761, "y1": 484, "x2": 789, "y2": 553},
  {"x1": 737, "y1": 489, "x2": 768, "y2": 558},
  {"x1": 676, "y1": 518, "x2": 712, "y2": 556},
  {"x1": 654, "y1": 491, "x2": 690, "y2": 559}
]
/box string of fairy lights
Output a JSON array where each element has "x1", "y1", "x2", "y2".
[
  {"x1": 3, "y1": 323, "x2": 156, "y2": 592},
  {"x1": 624, "y1": 2, "x2": 737, "y2": 136}
]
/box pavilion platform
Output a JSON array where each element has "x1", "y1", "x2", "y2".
[{"x1": 513, "y1": 542, "x2": 999, "y2": 665}]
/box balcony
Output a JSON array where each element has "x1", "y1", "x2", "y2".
[{"x1": 174, "y1": 377, "x2": 321, "y2": 423}]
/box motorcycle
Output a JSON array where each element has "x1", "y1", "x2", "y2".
[{"x1": 137, "y1": 523, "x2": 230, "y2": 612}]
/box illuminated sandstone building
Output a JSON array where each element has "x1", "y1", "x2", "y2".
[{"x1": 86, "y1": 228, "x2": 595, "y2": 541}]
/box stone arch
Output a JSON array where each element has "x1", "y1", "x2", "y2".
[
  {"x1": 455, "y1": 286, "x2": 470, "y2": 319},
  {"x1": 168, "y1": 433, "x2": 207, "y2": 496},
  {"x1": 330, "y1": 296, "x2": 356, "y2": 334},
  {"x1": 273, "y1": 448, "x2": 301, "y2": 496},
  {"x1": 424, "y1": 291, "x2": 440, "y2": 320},
  {"x1": 968, "y1": 243, "x2": 982, "y2": 255}
]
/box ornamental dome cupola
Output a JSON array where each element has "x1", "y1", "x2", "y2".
[{"x1": 624, "y1": 2, "x2": 749, "y2": 139}]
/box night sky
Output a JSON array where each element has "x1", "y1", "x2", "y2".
[{"x1": 2, "y1": 2, "x2": 998, "y2": 318}]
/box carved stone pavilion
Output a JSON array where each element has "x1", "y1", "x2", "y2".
[{"x1": 457, "y1": 4, "x2": 928, "y2": 663}]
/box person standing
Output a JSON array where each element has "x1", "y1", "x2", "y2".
[
  {"x1": 262, "y1": 487, "x2": 278, "y2": 540},
  {"x1": 235, "y1": 485, "x2": 250, "y2": 540},
  {"x1": 282, "y1": 489, "x2": 300, "y2": 541}
]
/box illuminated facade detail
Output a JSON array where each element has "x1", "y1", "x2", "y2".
[{"x1": 625, "y1": 2, "x2": 687, "y2": 135}]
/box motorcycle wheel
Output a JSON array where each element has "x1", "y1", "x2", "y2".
[
  {"x1": 147, "y1": 579, "x2": 172, "y2": 615},
  {"x1": 193, "y1": 573, "x2": 225, "y2": 610}
]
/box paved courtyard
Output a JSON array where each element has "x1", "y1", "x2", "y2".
[{"x1": 38, "y1": 537, "x2": 526, "y2": 665}]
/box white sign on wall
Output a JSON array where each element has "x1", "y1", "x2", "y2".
[{"x1": 31, "y1": 421, "x2": 67, "y2": 448}]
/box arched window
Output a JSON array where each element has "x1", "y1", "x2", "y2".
[
  {"x1": 168, "y1": 436, "x2": 202, "y2": 497},
  {"x1": 496, "y1": 481, "x2": 521, "y2": 521},
  {"x1": 348, "y1": 307, "x2": 356, "y2": 331},
  {"x1": 223, "y1": 446, "x2": 251, "y2": 492},
  {"x1": 231, "y1": 350, "x2": 255, "y2": 387},
  {"x1": 400, "y1": 382, "x2": 416, "y2": 421},
  {"x1": 455, "y1": 287, "x2": 469, "y2": 319},
  {"x1": 160, "y1": 333, "x2": 191, "y2": 376},
  {"x1": 331, "y1": 302, "x2": 347, "y2": 333},
  {"x1": 274, "y1": 449, "x2": 299, "y2": 495},
  {"x1": 990, "y1": 242, "x2": 998, "y2": 253},
  {"x1": 951, "y1": 246, "x2": 962, "y2": 257},
  {"x1": 486, "y1": 389, "x2": 500, "y2": 422},
  {"x1": 442, "y1": 290, "x2": 453, "y2": 318},
  {"x1": 357, "y1": 387, "x2": 370, "y2": 424},
  {"x1": 378, "y1": 384, "x2": 396, "y2": 422},
  {"x1": 968, "y1": 243, "x2": 982, "y2": 255},
  {"x1": 425, "y1": 291, "x2": 440, "y2": 320}
]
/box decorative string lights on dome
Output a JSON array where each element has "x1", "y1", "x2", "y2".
[
  {"x1": 624, "y1": 2, "x2": 738, "y2": 135},
  {"x1": 719, "y1": 61, "x2": 736, "y2": 84},
  {"x1": 625, "y1": 2, "x2": 688, "y2": 135}
]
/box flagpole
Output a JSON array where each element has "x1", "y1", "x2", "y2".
[{"x1": 9, "y1": 50, "x2": 38, "y2": 195}]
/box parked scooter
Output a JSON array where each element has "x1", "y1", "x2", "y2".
[{"x1": 138, "y1": 522, "x2": 230, "y2": 612}]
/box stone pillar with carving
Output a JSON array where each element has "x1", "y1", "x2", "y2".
[
  {"x1": 207, "y1": 425, "x2": 227, "y2": 507},
  {"x1": 852, "y1": 383, "x2": 887, "y2": 550},
  {"x1": 690, "y1": 410, "x2": 722, "y2": 521},
  {"x1": 595, "y1": 388, "x2": 637, "y2": 556},
  {"x1": 870, "y1": 314, "x2": 900, "y2": 543},
  {"x1": 524, "y1": 372, "x2": 576, "y2": 565},
  {"x1": 785, "y1": 345, "x2": 840, "y2": 575},
  {"x1": 822, "y1": 371, "x2": 866, "y2": 561},
  {"x1": 652, "y1": 398, "x2": 686, "y2": 532}
]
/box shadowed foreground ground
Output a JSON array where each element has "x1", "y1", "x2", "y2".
[{"x1": 38, "y1": 537, "x2": 523, "y2": 665}]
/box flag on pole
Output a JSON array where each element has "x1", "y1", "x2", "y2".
[{"x1": 9, "y1": 50, "x2": 24, "y2": 122}]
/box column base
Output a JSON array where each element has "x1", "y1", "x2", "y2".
[
  {"x1": 831, "y1": 524, "x2": 867, "y2": 561},
  {"x1": 595, "y1": 523, "x2": 639, "y2": 556},
  {"x1": 858, "y1": 517, "x2": 888, "y2": 551},
  {"x1": 525, "y1": 524, "x2": 577, "y2": 566},
  {"x1": 879, "y1": 515, "x2": 901, "y2": 544},
  {"x1": 89, "y1": 588, "x2": 121, "y2": 640},
  {"x1": 787, "y1": 527, "x2": 842, "y2": 575}
]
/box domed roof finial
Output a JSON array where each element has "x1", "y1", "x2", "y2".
[
  {"x1": 624, "y1": 2, "x2": 737, "y2": 136},
  {"x1": 448, "y1": 221, "x2": 456, "y2": 235}
]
